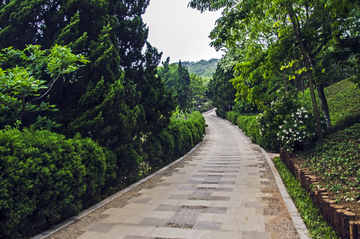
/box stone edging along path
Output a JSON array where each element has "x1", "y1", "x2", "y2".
[
  {"x1": 33, "y1": 108, "x2": 309, "y2": 239},
  {"x1": 217, "y1": 117, "x2": 310, "y2": 239}
]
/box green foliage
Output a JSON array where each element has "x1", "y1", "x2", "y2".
[
  {"x1": 207, "y1": 58, "x2": 237, "y2": 118},
  {"x1": 227, "y1": 92, "x2": 322, "y2": 152},
  {"x1": 0, "y1": 126, "x2": 110, "y2": 239},
  {"x1": 226, "y1": 111, "x2": 260, "y2": 143},
  {"x1": 233, "y1": 100, "x2": 258, "y2": 114},
  {"x1": 182, "y1": 58, "x2": 220, "y2": 78},
  {"x1": 325, "y1": 78, "x2": 360, "y2": 130},
  {"x1": 257, "y1": 93, "x2": 319, "y2": 152},
  {"x1": 158, "y1": 58, "x2": 191, "y2": 109},
  {"x1": 273, "y1": 157, "x2": 339, "y2": 238},
  {"x1": 190, "y1": 73, "x2": 207, "y2": 109},
  {"x1": 0, "y1": 45, "x2": 87, "y2": 127},
  {"x1": 143, "y1": 111, "x2": 206, "y2": 172},
  {"x1": 299, "y1": 123, "x2": 360, "y2": 202}
]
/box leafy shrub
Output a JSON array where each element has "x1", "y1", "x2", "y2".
[
  {"x1": 257, "y1": 93, "x2": 319, "y2": 152},
  {"x1": 0, "y1": 127, "x2": 109, "y2": 238},
  {"x1": 233, "y1": 100, "x2": 258, "y2": 114},
  {"x1": 143, "y1": 111, "x2": 205, "y2": 171}
]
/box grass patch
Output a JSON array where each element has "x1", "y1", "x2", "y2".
[
  {"x1": 273, "y1": 157, "x2": 339, "y2": 238},
  {"x1": 325, "y1": 78, "x2": 360, "y2": 127}
]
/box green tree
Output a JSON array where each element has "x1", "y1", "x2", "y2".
[
  {"x1": 158, "y1": 58, "x2": 191, "y2": 110},
  {"x1": 0, "y1": 44, "x2": 87, "y2": 127},
  {"x1": 0, "y1": 0, "x2": 176, "y2": 184},
  {"x1": 189, "y1": 0, "x2": 360, "y2": 140},
  {"x1": 189, "y1": 73, "x2": 206, "y2": 108},
  {"x1": 177, "y1": 61, "x2": 191, "y2": 109}
]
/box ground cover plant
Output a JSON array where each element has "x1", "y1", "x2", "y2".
[
  {"x1": 295, "y1": 123, "x2": 360, "y2": 217},
  {"x1": 325, "y1": 79, "x2": 360, "y2": 130},
  {"x1": 273, "y1": 157, "x2": 338, "y2": 238}
]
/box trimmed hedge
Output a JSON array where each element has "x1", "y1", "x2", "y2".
[
  {"x1": 0, "y1": 111, "x2": 206, "y2": 238},
  {"x1": 226, "y1": 111, "x2": 260, "y2": 144},
  {"x1": 144, "y1": 111, "x2": 206, "y2": 171},
  {"x1": 0, "y1": 127, "x2": 112, "y2": 238}
]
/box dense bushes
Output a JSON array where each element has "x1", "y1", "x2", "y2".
[
  {"x1": 226, "y1": 111, "x2": 260, "y2": 144},
  {"x1": 0, "y1": 111, "x2": 205, "y2": 238},
  {"x1": 226, "y1": 92, "x2": 320, "y2": 152},
  {"x1": 0, "y1": 127, "x2": 111, "y2": 238},
  {"x1": 144, "y1": 111, "x2": 205, "y2": 171}
]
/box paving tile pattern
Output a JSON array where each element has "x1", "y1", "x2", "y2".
[{"x1": 47, "y1": 112, "x2": 299, "y2": 239}]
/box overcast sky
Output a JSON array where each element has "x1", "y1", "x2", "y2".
[{"x1": 143, "y1": 0, "x2": 223, "y2": 63}]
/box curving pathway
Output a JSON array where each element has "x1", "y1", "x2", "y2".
[{"x1": 37, "y1": 110, "x2": 310, "y2": 239}]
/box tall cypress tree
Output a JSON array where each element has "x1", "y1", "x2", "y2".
[
  {"x1": 0, "y1": 0, "x2": 176, "y2": 184},
  {"x1": 177, "y1": 61, "x2": 191, "y2": 109}
]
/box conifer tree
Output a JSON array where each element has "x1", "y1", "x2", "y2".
[
  {"x1": 177, "y1": 61, "x2": 191, "y2": 109},
  {"x1": 0, "y1": 0, "x2": 176, "y2": 183}
]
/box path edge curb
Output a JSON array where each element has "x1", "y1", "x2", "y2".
[
  {"x1": 259, "y1": 147, "x2": 311, "y2": 239},
  {"x1": 216, "y1": 115, "x2": 311, "y2": 239},
  {"x1": 32, "y1": 135, "x2": 205, "y2": 239}
]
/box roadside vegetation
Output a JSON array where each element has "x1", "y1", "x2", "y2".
[
  {"x1": 273, "y1": 157, "x2": 339, "y2": 238},
  {"x1": 0, "y1": 1, "x2": 207, "y2": 238},
  {"x1": 224, "y1": 79, "x2": 360, "y2": 238}
]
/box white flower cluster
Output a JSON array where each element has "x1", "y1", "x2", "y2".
[{"x1": 276, "y1": 107, "x2": 315, "y2": 151}]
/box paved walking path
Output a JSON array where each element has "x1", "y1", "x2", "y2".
[{"x1": 41, "y1": 110, "x2": 309, "y2": 239}]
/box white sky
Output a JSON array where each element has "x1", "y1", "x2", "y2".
[{"x1": 143, "y1": 0, "x2": 224, "y2": 63}]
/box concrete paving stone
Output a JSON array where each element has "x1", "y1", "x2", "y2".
[
  {"x1": 193, "y1": 229, "x2": 241, "y2": 239},
  {"x1": 219, "y1": 180, "x2": 236, "y2": 184},
  {"x1": 133, "y1": 198, "x2": 152, "y2": 203},
  {"x1": 242, "y1": 231, "x2": 271, "y2": 239},
  {"x1": 84, "y1": 222, "x2": 118, "y2": 233},
  {"x1": 169, "y1": 208, "x2": 202, "y2": 225},
  {"x1": 77, "y1": 231, "x2": 126, "y2": 239},
  {"x1": 178, "y1": 186, "x2": 197, "y2": 191},
  {"x1": 107, "y1": 224, "x2": 155, "y2": 236},
  {"x1": 245, "y1": 202, "x2": 266, "y2": 209},
  {"x1": 186, "y1": 180, "x2": 203, "y2": 184},
  {"x1": 207, "y1": 196, "x2": 231, "y2": 201},
  {"x1": 137, "y1": 217, "x2": 168, "y2": 227},
  {"x1": 138, "y1": 210, "x2": 176, "y2": 219},
  {"x1": 169, "y1": 194, "x2": 191, "y2": 200},
  {"x1": 214, "y1": 187, "x2": 234, "y2": 192},
  {"x1": 193, "y1": 221, "x2": 222, "y2": 230},
  {"x1": 156, "y1": 183, "x2": 172, "y2": 186},
  {"x1": 190, "y1": 191, "x2": 212, "y2": 198},
  {"x1": 202, "y1": 206, "x2": 227, "y2": 214},
  {"x1": 155, "y1": 204, "x2": 181, "y2": 212},
  {"x1": 202, "y1": 178, "x2": 221, "y2": 183},
  {"x1": 177, "y1": 200, "x2": 213, "y2": 207},
  {"x1": 123, "y1": 236, "x2": 152, "y2": 239},
  {"x1": 149, "y1": 227, "x2": 198, "y2": 238}
]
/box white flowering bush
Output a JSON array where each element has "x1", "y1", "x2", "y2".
[
  {"x1": 257, "y1": 92, "x2": 318, "y2": 151},
  {"x1": 276, "y1": 107, "x2": 317, "y2": 151}
]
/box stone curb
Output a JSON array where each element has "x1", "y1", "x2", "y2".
[
  {"x1": 259, "y1": 147, "x2": 311, "y2": 239},
  {"x1": 32, "y1": 134, "x2": 205, "y2": 239},
  {"x1": 217, "y1": 115, "x2": 311, "y2": 239}
]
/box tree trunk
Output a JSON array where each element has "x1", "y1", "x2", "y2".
[
  {"x1": 317, "y1": 84, "x2": 332, "y2": 130},
  {"x1": 287, "y1": 5, "x2": 323, "y2": 141}
]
